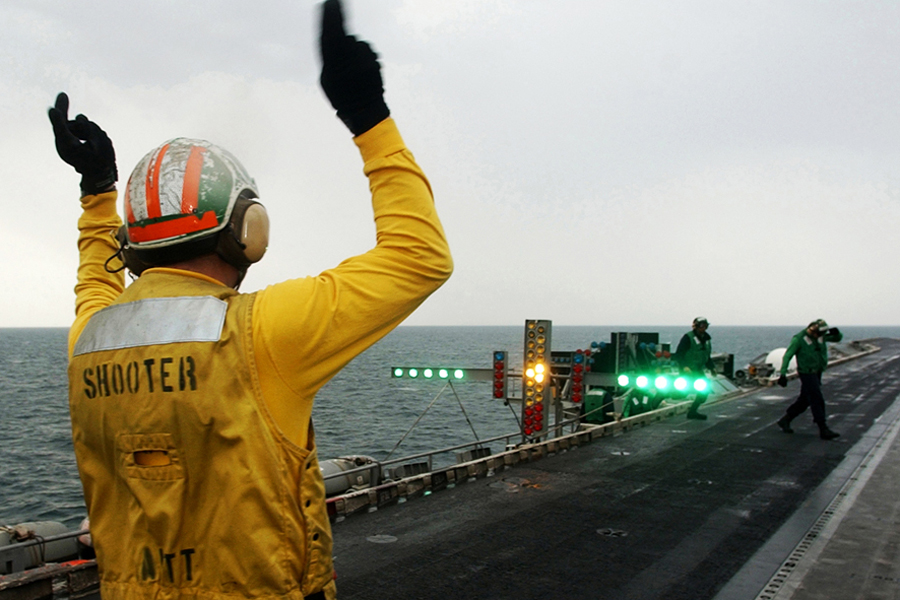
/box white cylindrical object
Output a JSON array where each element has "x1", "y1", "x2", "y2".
[
  {"x1": 0, "y1": 521, "x2": 79, "y2": 574},
  {"x1": 320, "y1": 457, "x2": 376, "y2": 497},
  {"x1": 766, "y1": 348, "x2": 796, "y2": 374}
]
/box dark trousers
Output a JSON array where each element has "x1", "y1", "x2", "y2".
[{"x1": 785, "y1": 372, "x2": 826, "y2": 425}]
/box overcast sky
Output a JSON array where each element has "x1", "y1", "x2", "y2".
[{"x1": 1, "y1": 0, "x2": 897, "y2": 328}]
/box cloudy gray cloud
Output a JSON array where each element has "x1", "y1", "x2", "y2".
[{"x1": 1, "y1": 0, "x2": 898, "y2": 328}]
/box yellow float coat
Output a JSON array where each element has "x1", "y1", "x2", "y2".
[{"x1": 67, "y1": 119, "x2": 453, "y2": 600}]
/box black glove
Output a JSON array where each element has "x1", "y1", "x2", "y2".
[
  {"x1": 828, "y1": 327, "x2": 841, "y2": 337},
  {"x1": 48, "y1": 92, "x2": 117, "y2": 196},
  {"x1": 319, "y1": 0, "x2": 390, "y2": 136},
  {"x1": 777, "y1": 374, "x2": 788, "y2": 388}
]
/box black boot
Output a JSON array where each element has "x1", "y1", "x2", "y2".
[
  {"x1": 819, "y1": 424, "x2": 840, "y2": 440},
  {"x1": 687, "y1": 398, "x2": 707, "y2": 420},
  {"x1": 777, "y1": 415, "x2": 794, "y2": 434}
]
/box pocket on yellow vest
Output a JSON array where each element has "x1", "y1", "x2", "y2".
[{"x1": 117, "y1": 433, "x2": 185, "y2": 481}]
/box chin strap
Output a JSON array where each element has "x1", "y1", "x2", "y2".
[
  {"x1": 104, "y1": 248, "x2": 126, "y2": 274},
  {"x1": 232, "y1": 266, "x2": 248, "y2": 291}
]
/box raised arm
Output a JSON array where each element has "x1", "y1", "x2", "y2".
[
  {"x1": 48, "y1": 93, "x2": 125, "y2": 354},
  {"x1": 250, "y1": 1, "x2": 452, "y2": 440},
  {"x1": 823, "y1": 327, "x2": 843, "y2": 343}
]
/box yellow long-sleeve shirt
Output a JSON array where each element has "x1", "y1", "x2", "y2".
[{"x1": 69, "y1": 118, "x2": 453, "y2": 450}]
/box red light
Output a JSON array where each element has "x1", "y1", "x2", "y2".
[
  {"x1": 524, "y1": 417, "x2": 533, "y2": 426},
  {"x1": 525, "y1": 407, "x2": 534, "y2": 416},
  {"x1": 576, "y1": 349, "x2": 583, "y2": 355},
  {"x1": 524, "y1": 427, "x2": 533, "y2": 435},
  {"x1": 574, "y1": 365, "x2": 583, "y2": 373},
  {"x1": 664, "y1": 351, "x2": 671, "y2": 358},
  {"x1": 493, "y1": 351, "x2": 508, "y2": 400},
  {"x1": 573, "y1": 374, "x2": 583, "y2": 383},
  {"x1": 535, "y1": 403, "x2": 544, "y2": 412},
  {"x1": 573, "y1": 383, "x2": 582, "y2": 393},
  {"x1": 585, "y1": 349, "x2": 592, "y2": 356},
  {"x1": 655, "y1": 351, "x2": 662, "y2": 358},
  {"x1": 534, "y1": 423, "x2": 543, "y2": 431}
]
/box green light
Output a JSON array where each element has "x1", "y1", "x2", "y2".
[
  {"x1": 636, "y1": 375, "x2": 649, "y2": 389},
  {"x1": 391, "y1": 366, "x2": 472, "y2": 380},
  {"x1": 617, "y1": 374, "x2": 630, "y2": 387},
  {"x1": 694, "y1": 378, "x2": 709, "y2": 392},
  {"x1": 655, "y1": 375, "x2": 669, "y2": 390},
  {"x1": 674, "y1": 377, "x2": 688, "y2": 391}
]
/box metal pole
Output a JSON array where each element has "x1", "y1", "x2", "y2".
[
  {"x1": 448, "y1": 381, "x2": 481, "y2": 443},
  {"x1": 384, "y1": 381, "x2": 450, "y2": 461}
]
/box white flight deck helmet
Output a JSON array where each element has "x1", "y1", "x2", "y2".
[{"x1": 116, "y1": 138, "x2": 269, "y2": 280}]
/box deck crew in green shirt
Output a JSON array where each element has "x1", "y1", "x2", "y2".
[
  {"x1": 674, "y1": 317, "x2": 716, "y2": 420},
  {"x1": 775, "y1": 319, "x2": 842, "y2": 440}
]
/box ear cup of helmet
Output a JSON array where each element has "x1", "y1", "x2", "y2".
[{"x1": 215, "y1": 198, "x2": 270, "y2": 268}]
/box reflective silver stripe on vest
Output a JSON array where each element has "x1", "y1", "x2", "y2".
[{"x1": 73, "y1": 296, "x2": 228, "y2": 356}]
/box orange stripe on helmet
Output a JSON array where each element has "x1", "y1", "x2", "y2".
[
  {"x1": 145, "y1": 144, "x2": 170, "y2": 220},
  {"x1": 124, "y1": 180, "x2": 135, "y2": 225},
  {"x1": 181, "y1": 145, "x2": 206, "y2": 214},
  {"x1": 127, "y1": 211, "x2": 220, "y2": 243}
]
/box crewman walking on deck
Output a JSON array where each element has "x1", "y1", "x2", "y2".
[
  {"x1": 49, "y1": 2, "x2": 452, "y2": 599},
  {"x1": 675, "y1": 317, "x2": 716, "y2": 420},
  {"x1": 776, "y1": 320, "x2": 842, "y2": 440}
]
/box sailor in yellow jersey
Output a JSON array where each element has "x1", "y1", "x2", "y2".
[{"x1": 49, "y1": 2, "x2": 452, "y2": 599}]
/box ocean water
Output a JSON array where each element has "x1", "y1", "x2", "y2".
[{"x1": 2, "y1": 324, "x2": 898, "y2": 529}]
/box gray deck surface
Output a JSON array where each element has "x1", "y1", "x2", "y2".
[{"x1": 330, "y1": 338, "x2": 900, "y2": 600}]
